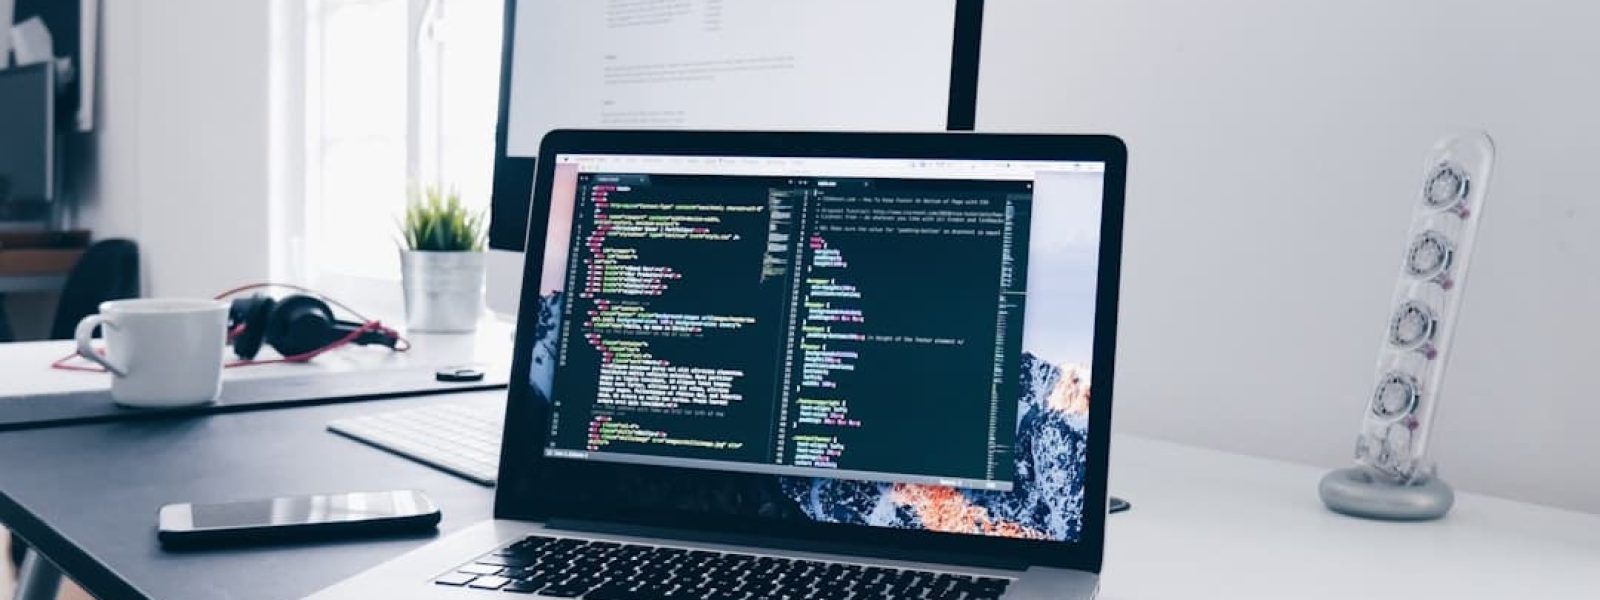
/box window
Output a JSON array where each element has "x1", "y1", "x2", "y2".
[{"x1": 303, "y1": 0, "x2": 503, "y2": 288}]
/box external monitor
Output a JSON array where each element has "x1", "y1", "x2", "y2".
[
  {"x1": 484, "y1": 0, "x2": 986, "y2": 315},
  {"x1": 0, "y1": 63, "x2": 53, "y2": 205}
]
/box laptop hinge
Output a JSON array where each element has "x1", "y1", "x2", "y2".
[{"x1": 545, "y1": 518, "x2": 1031, "y2": 572}]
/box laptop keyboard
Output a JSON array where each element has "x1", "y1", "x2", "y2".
[{"x1": 434, "y1": 535, "x2": 1013, "y2": 599}]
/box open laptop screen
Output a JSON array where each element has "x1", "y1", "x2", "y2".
[{"x1": 526, "y1": 152, "x2": 1104, "y2": 543}]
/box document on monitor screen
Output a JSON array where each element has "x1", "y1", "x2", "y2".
[{"x1": 504, "y1": 0, "x2": 958, "y2": 157}]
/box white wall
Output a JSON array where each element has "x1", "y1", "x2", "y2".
[
  {"x1": 978, "y1": 0, "x2": 1600, "y2": 512},
  {"x1": 60, "y1": 0, "x2": 1597, "y2": 512},
  {"x1": 75, "y1": 0, "x2": 288, "y2": 297}
]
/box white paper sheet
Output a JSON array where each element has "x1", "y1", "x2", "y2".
[
  {"x1": 9, "y1": 14, "x2": 51, "y2": 67},
  {"x1": 0, "y1": 0, "x2": 15, "y2": 69}
]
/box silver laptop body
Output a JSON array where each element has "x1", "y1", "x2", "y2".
[{"x1": 312, "y1": 130, "x2": 1128, "y2": 600}]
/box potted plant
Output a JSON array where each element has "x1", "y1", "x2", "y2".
[{"x1": 398, "y1": 185, "x2": 487, "y2": 332}]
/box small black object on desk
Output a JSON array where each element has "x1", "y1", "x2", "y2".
[
  {"x1": 1110, "y1": 496, "x2": 1132, "y2": 514},
  {"x1": 436, "y1": 366, "x2": 487, "y2": 382}
]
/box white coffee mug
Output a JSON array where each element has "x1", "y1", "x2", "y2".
[{"x1": 74, "y1": 298, "x2": 230, "y2": 408}]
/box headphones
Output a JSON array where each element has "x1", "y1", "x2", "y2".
[{"x1": 227, "y1": 293, "x2": 401, "y2": 360}]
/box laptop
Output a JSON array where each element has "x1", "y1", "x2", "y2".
[{"x1": 312, "y1": 130, "x2": 1127, "y2": 599}]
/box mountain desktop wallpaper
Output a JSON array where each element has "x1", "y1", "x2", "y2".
[
  {"x1": 777, "y1": 353, "x2": 1090, "y2": 541},
  {"x1": 526, "y1": 164, "x2": 1105, "y2": 543},
  {"x1": 530, "y1": 292, "x2": 1092, "y2": 542}
]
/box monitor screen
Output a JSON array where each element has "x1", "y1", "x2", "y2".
[
  {"x1": 489, "y1": 0, "x2": 968, "y2": 252},
  {"x1": 527, "y1": 153, "x2": 1106, "y2": 542},
  {"x1": 504, "y1": 0, "x2": 957, "y2": 157},
  {"x1": 0, "y1": 63, "x2": 53, "y2": 204}
]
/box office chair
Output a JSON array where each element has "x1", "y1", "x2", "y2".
[
  {"x1": 7, "y1": 238, "x2": 139, "y2": 571},
  {"x1": 0, "y1": 239, "x2": 140, "y2": 343},
  {"x1": 48, "y1": 238, "x2": 141, "y2": 340},
  {"x1": 7, "y1": 535, "x2": 21, "y2": 573},
  {"x1": 0, "y1": 299, "x2": 13, "y2": 342}
]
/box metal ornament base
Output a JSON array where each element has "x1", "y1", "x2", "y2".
[{"x1": 1319, "y1": 467, "x2": 1454, "y2": 521}]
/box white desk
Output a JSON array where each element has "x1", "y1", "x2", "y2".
[
  {"x1": 0, "y1": 320, "x2": 515, "y2": 400},
  {"x1": 1104, "y1": 436, "x2": 1600, "y2": 598},
  {"x1": 2, "y1": 322, "x2": 1595, "y2": 597}
]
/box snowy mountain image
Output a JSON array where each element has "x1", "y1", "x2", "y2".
[
  {"x1": 529, "y1": 292, "x2": 565, "y2": 399},
  {"x1": 779, "y1": 353, "x2": 1090, "y2": 542}
]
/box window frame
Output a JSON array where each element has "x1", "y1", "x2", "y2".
[{"x1": 296, "y1": 0, "x2": 488, "y2": 318}]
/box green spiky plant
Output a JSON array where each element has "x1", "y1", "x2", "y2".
[{"x1": 400, "y1": 185, "x2": 486, "y2": 252}]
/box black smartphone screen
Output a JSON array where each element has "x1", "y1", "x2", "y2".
[{"x1": 178, "y1": 490, "x2": 436, "y2": 531}]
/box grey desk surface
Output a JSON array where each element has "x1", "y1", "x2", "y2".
[{"x1": 0, "y1": 390, "x2": 503, "y2": 600}]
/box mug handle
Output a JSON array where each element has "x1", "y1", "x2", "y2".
[{"x1": 74, "y1": 314, "x2": 127, "y2": 377}]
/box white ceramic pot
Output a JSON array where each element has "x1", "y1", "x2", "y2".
[{"x1": 399, "y1": 249, "x2": 486, "y2": 333}]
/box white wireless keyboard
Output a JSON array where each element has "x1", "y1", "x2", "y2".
[{"x1": 328, "y1": 402, "x2": 505, "y2": 486}]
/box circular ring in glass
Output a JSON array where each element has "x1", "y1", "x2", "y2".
[
  {"x1": 1404, "y1": 231, "x2": 1455, "y2": 280},
  {"x1": 1422, "y1": 162, "x2": 1470, "y2": 210},
  {"x1": 1371, "y1": 371, "x2": 1420, "y2": 420},
  {"x1": 1388, "y1": 301, "x2": 1437, "y2": 350}
]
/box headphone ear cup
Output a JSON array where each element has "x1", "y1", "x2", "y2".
[
  {"x1": 229, "y1": 296, "x2": 276, "y2": 360},
  {"x1": 265, "y1": 295, "x2": 339, "y2": 357}
]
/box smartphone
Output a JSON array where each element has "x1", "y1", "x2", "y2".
[{"x1": 157, "y1": 490, "x2": 441, "y2": 549}]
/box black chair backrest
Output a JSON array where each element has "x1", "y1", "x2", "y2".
[
  {"x1": 0, "y1": 298, "x2": 12, "y2": 342},
  {"x1": 49, "y1": 239, "x2": 141, "y2": 340}
]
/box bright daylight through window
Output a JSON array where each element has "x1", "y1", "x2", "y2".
[{"x1": 305, "y1": 0, "x2": 502, "y2": 284}]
